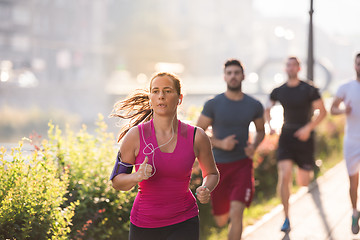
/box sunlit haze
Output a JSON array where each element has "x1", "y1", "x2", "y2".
[
  {"x1": 1, "y1": 0, "x2": 360, "y2": 141},
  {"x1": 254, "y1": 0, "x2": 360, "y2": 35}
]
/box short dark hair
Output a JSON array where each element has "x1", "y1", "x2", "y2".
[
  {"x1": 287, "y1": 56, "x2": 301, "y2": 66},
  {"x1": 356, "y1": 53, "x2": 360, "y2": 60},
  {"x1": 224, "y1": 59, "x2": 244, "y2": 74}
]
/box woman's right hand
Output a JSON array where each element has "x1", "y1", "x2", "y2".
[{"x1": 136, "y1": 156, "x2": 153, "y2": 182}]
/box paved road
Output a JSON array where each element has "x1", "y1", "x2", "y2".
[{"x1": 243, "y1": 161, "x2": 360, "y2": 240}]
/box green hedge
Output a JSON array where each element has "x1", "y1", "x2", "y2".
[
  {"x1": 0, "y1": 115, "x2": 137, "y2": 240},
  {"x1": 0, "y1": 142, "x2": 76, "y2": 239},
  {"x1": 46, "y1": 115, "x2": 137, "y2": 240}
]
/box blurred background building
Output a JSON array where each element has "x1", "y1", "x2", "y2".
[
  {"x1": 1, "y1": 0, "x2": 359, "y2": 141},
  {"x1": 0, "y1": 0, "x2": 108, "y2": 120}
]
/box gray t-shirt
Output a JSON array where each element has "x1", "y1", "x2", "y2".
[{"x1": 201, "y1": 93, "x2": 264, "y2": 163}]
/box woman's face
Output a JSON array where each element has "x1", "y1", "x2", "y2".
[{"x1": 149, "y1": 75, "x2": 182, "y2": 116}]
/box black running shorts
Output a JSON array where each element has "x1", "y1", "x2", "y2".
[
  {"x1": 277, "y1": 127, "x2": 315, "y2": 171},
  {"x1": 129, "y1": 216, "x2": 199, "y2": 240}
]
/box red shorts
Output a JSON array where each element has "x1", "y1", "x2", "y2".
[{"x1": 211, "y1": 158, "x2": 254, "y2": 216}]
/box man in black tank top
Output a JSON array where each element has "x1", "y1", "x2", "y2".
[{"x1": 265, "y1": 57, "x2": 327, "y2": 233}]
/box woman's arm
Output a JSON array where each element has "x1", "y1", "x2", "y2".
[
  {"x1": 194, "y1": 127, "x2": 219, "y2": 204},
  {"x1": 111, "y1": 127, "x2": 152, "y2": 191}
]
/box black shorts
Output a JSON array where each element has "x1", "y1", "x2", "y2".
[
  {"x1": 277, "y1": 128, "x2": 315, "y2": 171},
  {"x1": 129, "y1": 216, "x2": 199, "y2": 240}
]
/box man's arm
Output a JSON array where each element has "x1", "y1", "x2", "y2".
[
  {"x1": 307, "y1": 98, "x2": 327, "y2": 130},
  {"x1": 294, "y1": 98, "x2": 327, "y2": 141},
  {"x1": 196, "y1": 114, "x2": 212, "y2": 132},
  {"x1": 252, "y1": 117, "x2": 266, "y2": 149},
  {"x1": 331, "y1": 96, "x2": 351, "y2": 115},
  {"x1": 196, "y1": 114, "x2": 238, "y2": 151},
  {"x1": 264, "y1": 98, "x2": 276, "y2": 134},
  {"x1": 244, "y1": 117, "x2": 265, "y2": 158}
]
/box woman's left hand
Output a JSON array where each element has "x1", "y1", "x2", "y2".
[{"x1": 196, "y1": 186, "x2": 211, "y2": 204}]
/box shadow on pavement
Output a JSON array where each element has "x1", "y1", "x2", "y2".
[
  {"x1": 309, "y1": 178, "x2": 334, "y2": 240},
  {"x1": 281, "y1": 232, "x2": 290, "y2": 240}
]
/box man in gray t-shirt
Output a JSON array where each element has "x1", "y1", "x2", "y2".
[
  {"x1": 197, "y1": 59, "x2": 265, "y2": 240},
  {"x1": 202, "y1": 93, "x2": 264, "y2": 163}
]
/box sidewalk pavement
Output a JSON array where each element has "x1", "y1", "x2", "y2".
[{"x1": 243, "y1": 161, "x2": 360, "y2": 240}]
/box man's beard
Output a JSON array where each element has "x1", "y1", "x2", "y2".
[
  {"x1": 287, "y1": 73, "x2": 297, "y2": 79},
  {"x1": 227, "y1": 84, "x2": 242, "y2": 91}
]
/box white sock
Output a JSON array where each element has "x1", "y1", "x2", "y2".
[{"x1": 353, "y1": 209, "x2": 359, "y2": 217}]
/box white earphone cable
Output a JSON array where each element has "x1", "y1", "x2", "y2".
[{"x1": 118, "y1": 110, "x2": 177, "y2": 178}]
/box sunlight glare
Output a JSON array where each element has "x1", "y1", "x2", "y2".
[{"x1": 155, "y1": 62, "x2": 184, "y2": 74}]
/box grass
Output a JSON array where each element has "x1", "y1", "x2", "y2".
[
  {"x1": 244, "y1": 197, "x2": 281, "y2": 227},
  {"x1": 317, "y1": 150, "x2": 343, "y2": 176}
]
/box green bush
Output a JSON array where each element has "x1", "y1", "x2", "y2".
[
  {"x1": 315, "y1": 114, "x2": 345, "y2": 168},
  {"x1": 46, "y1": 114, "x2": 137, "y2": 240},
  {"x1": 0, "y1": 141, "x2": 76, "y2": 239},
  {"x1": 253, "y1": 134, "x2": 279, "y2": 201},
  {"x1": 0, "y1": 114, "x2": 137, "y2": 240}
]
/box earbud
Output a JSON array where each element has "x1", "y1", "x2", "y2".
[{"x1": 149, "y1": 100, "x2": 152, "y2": 107}]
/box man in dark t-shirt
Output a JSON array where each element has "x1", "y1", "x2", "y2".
[
  {"x1": 197, "y1": 59, "x2": 265, "y2": 240},
  {"x1": 265, "y1": 56, "x2": 327, "y2": 233}
]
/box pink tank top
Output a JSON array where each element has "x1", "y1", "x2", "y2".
[{"x1": 130, "y1": 119, "x2": 198, "y2": 228}]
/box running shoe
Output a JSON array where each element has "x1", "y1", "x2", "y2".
[
  {"x1": 352, "y1": 214, "x2": 359, "y2": 234},
  {"x1": 281, "y1": 218, "x2": 291, "y2": 233}
]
